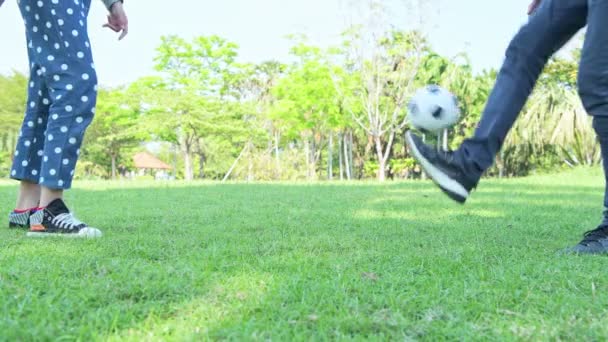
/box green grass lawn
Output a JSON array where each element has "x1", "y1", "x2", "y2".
[{"x1": 2, "y1": 168, "x2": 608, "y2": 341}]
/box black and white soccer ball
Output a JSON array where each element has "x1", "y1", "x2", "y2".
[{"x1": 407, "y1": 85, "x2": 460, "y2": 132}]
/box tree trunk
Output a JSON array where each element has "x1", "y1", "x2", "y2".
[
  {"x1": 374, "y1": 136, "x2": 386, "y2": 181},
  {"x1": 339, "y1": 132, "x2": 344, "y2": 181},
  {"x1": 344, "y1": 133, "x2": 352, "y2": 180},
  {"x1": 274, "y1": 131, "x2": 281, "y2": 180},
  {"x1": 247, "y1": 140, "x2": 254, "y2": 182},
  {"x1": 182, "y1": 133, "x2": 195, "y2": 181},
  {"x1": 304, "y1": 139, "x2": 311, "y2": 180},
  {"x1": 311, "y1": 133, "x2": 321, "y2": 180},
  {"x1": 198, "y1": 153, "x2": 206, "y2": 179},
  {"x1": 377, "y1": 158, "x2": 387, "y2": 181},
  {"x1": 172, "y1": 144, "x2": 178, "y2": 179},
  {"x1": 111, "y1": 153, "x2": 117, "y2": 180},
  {"x1": 328, "y1": 132, "x2": 333, "y2": 180},
  {"x1": 183, "y1": 143, "x2": 194, "y2": 181},
  {"x1": 348, "y1": 131, "x2": 354, "y2": 179},
  {"x1": 184, "y1": 153, "x2": 193, "y2": 181}
]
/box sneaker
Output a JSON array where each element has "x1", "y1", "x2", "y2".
[
  {"x1": 8, "y1": 210, "x2": 31, "y2": 229},
  {"x1": 27, "y1": 199, "x2": 102, "y2": 238},
  {"x1": 566, "y1": 225, "x2": 608, "y2": 255},
  {"x1": 405, "y1": 131, "x2": 478, "y2": 203}
]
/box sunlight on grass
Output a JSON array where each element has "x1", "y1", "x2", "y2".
[
  {"x1": 354, "y1": 208, "x2": 506, "y2": 221},
  {"x1": 2, "y1": 168, "x2": 608, "y2": 339},
  {"x1": 108, "y1": 273, "x2": 273, "y2": 341}
]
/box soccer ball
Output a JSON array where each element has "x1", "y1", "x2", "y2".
[{"x1": 407, "y1": 85, "x2": 460, "y2": 132}]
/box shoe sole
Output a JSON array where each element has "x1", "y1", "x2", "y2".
[
  {"x1": 560, "y1": 246, "x2": 608, "y2": 255},
  {"x1": 406, "y1": 131, "x2": 469, "y2": 204},
  {"x1": 26, "y1": 227, "x2": 102, "y2": 238},
  {"x1": 26, "y1": 232, "x2": 99, "y2": 238}
]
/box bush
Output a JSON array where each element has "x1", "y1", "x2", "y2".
[
  {"x1": 487, "y1": 143, "x2": 565, "y2": 178},
  {"x1": 74, "y1": 160, "x2": 108, "y2": 180},
  {"x1": 0, "y1": 150, "x2": 12, "y2": 178}
]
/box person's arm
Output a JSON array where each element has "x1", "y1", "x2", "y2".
[
  {"x1": 102, "y1": 0, "x2": 129, "y2": 40},
  {"x1": 102, "y1": 0, "x2": 121, "y2": 11}
]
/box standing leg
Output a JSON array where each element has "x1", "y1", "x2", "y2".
[
  {"x1": 12, "y1": 64, "x2": 49, "y2": 211},
  {"x1": 406, "y1": 0, "x2": 588, "y2": 203},
  {"x1": 9, "y1": 14, "x2": 52, "y2": 228},
  {"x1": 16, "y1": 0, "x2": 100, "y2": 238},
  {"x1": 37, "y1": 0, "x2": 97, "y2": 198},
  {"x1": 568, "y1": 0, "x2": 608, "y2": 254}
]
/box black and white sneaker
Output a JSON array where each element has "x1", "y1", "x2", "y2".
[
  {"x1": 566, "y1": 225, "x2": 608, "y2": 255},
  {"x1": 27, "y1": 199, "x2": 102, "y2": 238},
  {"x1": 405, "y1": 131, "x2": 478, "y2": 203},
  {"x1": 8, "y1": 210, "x2": 31, "y2": 229}
]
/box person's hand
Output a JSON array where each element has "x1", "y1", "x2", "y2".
[
  {"x1": 528, "y1": 0, "x2": 542, "y2": 15},
  {"x1": 103, "y1": 2, "x2": 128, "y2": 40}
]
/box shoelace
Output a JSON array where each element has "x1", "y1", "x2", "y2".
[
  {"x1": 581, "y1": 225, "x2": 608, "y2": 245},
  {"x1": 52, "y1": 213, "x2": 85, "y2": 231}
]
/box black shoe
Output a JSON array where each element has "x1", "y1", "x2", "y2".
[
  {"x1": 27, "y1": 199, "x2": 102, "y2": 238},
  {"x1": 8, "y1": 210, "x2": 31, "y2": 229},
  {"x1": 405, "y1": 131, "x2": 478, "y2": 203},
  {"x1": 566, "y1": 225, "x2": 608, "y2": 255}
]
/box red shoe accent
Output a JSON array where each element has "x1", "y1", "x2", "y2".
[{"x1": 30, "y1": 225, "x2": 46, "y2": 232}]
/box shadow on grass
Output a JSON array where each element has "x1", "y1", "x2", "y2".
[{"x1": 0, "y1": 177, "x2": 607, "y2": 339}]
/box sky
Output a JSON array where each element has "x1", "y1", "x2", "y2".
[{"x1": 0, "y1": 0, "x2": 581, "y2": 87}]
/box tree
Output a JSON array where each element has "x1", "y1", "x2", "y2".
[
  {"x1": 150, "y1": 35, "x2": 244, "y2": 180},
  {"x1": 242, "y1": 61, "x2": 286, "y2": 179},
  {"x1": 84, "y1": 88, "x2": 140, "y2": 179},
  {"x1": 337, "y1": 26, "x2": 429, "y2": 180},
  {"x1": 221, "y1": 61, "x2": 285, "y2": 181},
  {"x1": 0, "y1": 72, "x2": 27, "y2": 152},
  {"x1": 0, "y1": 72, "x2": 27, "y2": 176},
  {"x1": 272, "y1": 39, "x2": 344, "y2": 180}
]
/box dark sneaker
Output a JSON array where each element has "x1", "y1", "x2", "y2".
[
  {"x1": 405, "y1": 131, "x2": 478, "y2": 203},
  {"x1": 8, "y1": 210, "x2": 31, "y2": 229},
  {"x1": 566, "y1": 225, "x2": 608, "y2": 255},
  {"x1": 27, "y1": 199, "x2": 102, "y2": 238}
]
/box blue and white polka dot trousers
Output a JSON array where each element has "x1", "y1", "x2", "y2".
[{"x1": 11, "y1": 0, "x2": 97, "y2": 190}]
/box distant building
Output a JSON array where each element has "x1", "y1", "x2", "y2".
[{"x1": 133, "y1": 152, "x2": 173, "y2": 180}]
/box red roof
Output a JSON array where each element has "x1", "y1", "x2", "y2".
[{"x1": 133, "y1": 152, "x2": 172, "y2": 170}]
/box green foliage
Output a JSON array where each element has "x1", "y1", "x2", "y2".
[
  {"x1": 0, "y1": 73, "x2": 27, "y2": 160},
  {"x1": 143, "y1": 35, "x2": 252, "y2": 180},
  {"x1": 84, "y1": 88, "x2": 141, "y2": 178},
  {"x1": 0, "y1": 29, "x2": 593, "y2": 181},
  {"x1": 540, "y1": 48, "x2": 580, "y2": 89},
  {"x1": 154, "y1": 35, "x2": 239, "y2": 97},
  {"x1": 389, "y1": 157, "x2": 418, "y2": 178},
  {"x1": 335, "y1": 28, "x2": 432, "y2": 180},
  {"x1": 0, "y1": 72, "x2": 27, "y2": 134},
  {"x1": 271, "y1": 55, "x2": 340, "y2": 139},
  {"x1": 0, "y1": 150, "x2": 11, "y2": 177},
  {"x1": 73, "y1": 160, "x2": 109, "y2": 180}
]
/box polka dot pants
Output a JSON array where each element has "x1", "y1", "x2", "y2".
[{"x1": 12, "y1": 0, "x2": 97, "y2": 190}]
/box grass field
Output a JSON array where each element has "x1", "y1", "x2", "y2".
[{"x1": 2, "y1": 167, "x2": 608, "y2": 341}]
